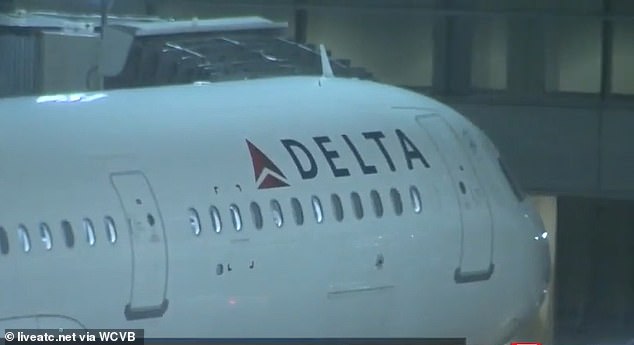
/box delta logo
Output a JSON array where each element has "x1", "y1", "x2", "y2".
[
  {"x1": 246, "y1": 129, "x2": 431, "y2": 190},
  {"x1": 246, "y1": 140, "x2": 290, "y2": 189}
]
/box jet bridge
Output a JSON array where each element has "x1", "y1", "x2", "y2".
[
  {"x1": 0, "y1": 12, "x2": 372, "y2": 97},
  {"x1": 100, "y1": 16, "x2": 373, "y2": 89}
]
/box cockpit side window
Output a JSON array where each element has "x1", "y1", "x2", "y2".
[{"x1": 498, "y1": 157, "x2": 526, "y2": 202}]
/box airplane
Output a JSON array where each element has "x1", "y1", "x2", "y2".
[{"x1": 0, "y1": 45, "x2": 550, "y2": 345}]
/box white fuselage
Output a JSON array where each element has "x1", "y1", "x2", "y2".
[{"x1": 0, "y1": 77, "x2": 549, "y2": 344}]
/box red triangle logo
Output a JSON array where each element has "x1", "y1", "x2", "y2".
[{"x1": 246, "y1": 140, "x2": 290, "y2": 189}]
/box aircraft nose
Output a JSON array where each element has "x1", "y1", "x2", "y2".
[
  {"x1": 533, "y1": 222, "x2": 551, "y2": 284},
  {"x1": 537, "y1": 234, "x2": 551, "y2": 306},
  {"x1": 529, "y1": 212, "x2": 551, "y2": 305},
  {"x1": 540, "y1": 236, "x2": 551, "y2": 284},
  {"x1": 522, "y1": 203, "x2": 551, "y2": 303}
]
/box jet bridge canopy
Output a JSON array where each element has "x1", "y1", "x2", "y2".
[
  {"x1": 100, "y1": 16, "x2": 373, "y2": 89},
  {"x1": 100, "y1": 16, "x2": 288, "y2": 78}
]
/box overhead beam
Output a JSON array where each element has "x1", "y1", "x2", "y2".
[
  {"x1": 432, "y1": 0, "x2": 474, "y2": 96},
  {"x1": 600, "y1": 0, "x2": 613, "y2": 99}
]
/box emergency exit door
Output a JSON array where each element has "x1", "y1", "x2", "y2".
[
  {"x1": 111, "y1": 171, "x2": 169, "y2": 319},
  {"x1": 415, "y1": 115, "x2": 494, "y2": 283}
]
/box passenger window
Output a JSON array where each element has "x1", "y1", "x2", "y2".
[
  {"x1": 351, "y1": 192, "x2": 364, "y2": 219},
  {"x1": 61, "y1": 220, "x2": 74, "y2": 248},
  {"x1": 18, "y1": 225, "x2": 31, "y2": 253},
  {"x1": 83, "y1": 218, "x2": 96, "y2": 246},
  {"x1": 39, "y1": 223, "x2": 53, "y2": 250},
  {"x1": 390, "y1": 188, "x2": 403, "y2": 216},
  {"x1": 291, "y1": 198, "x2": 304, "y2": 226},
  {"x1": 188, "y1": 208, "x2": 201, "y2": 236},
  {"x1": 105, "y1": 216, "x2": 117, "y2": 244},
  {"x1": 230, "y1": 204, "x2": 242, "y2": 231},
  {"x1": 271, "y1": 200, "x2": 283, "y2": 228},
  {"x1": 210, "y1": 206, "x2": 222, "y2": 233},
  {"x1": 312, "y1": 196, "x2": 324, "y2": 223},
  {"x1": 0, "y1": 227, "x2": 8, "y2": 254},
  {"x1": 410, "y1": 186, "x2": 422, "y2": 213},
  {"x1": 331, "y1": 194, "x2": 344, "y2": 222},
  {"x1": 250, "y1": 202, "x2": 263, "y2": 230},
  {"x1": 370, "y1": 190, "x2": 383, "y2": 218}
]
